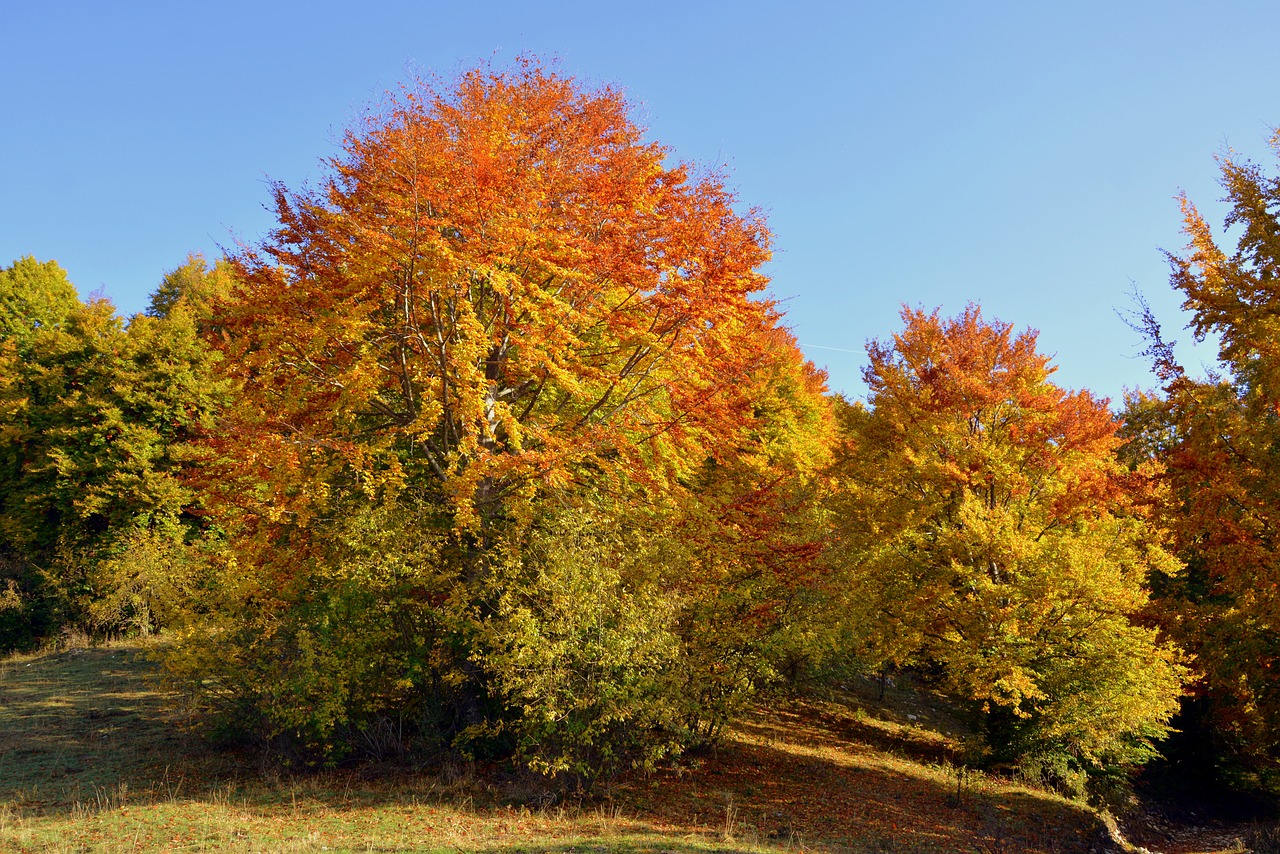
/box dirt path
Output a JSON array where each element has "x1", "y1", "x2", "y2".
[{"x1": 1117, "y1": 806, "x2": 1278, "y2": 853}]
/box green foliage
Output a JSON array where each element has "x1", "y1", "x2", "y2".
[
  {"x1": 466, "y1": 506, "x2": 686, "y2": 778},
  {"x1": 0, "y1": 555, "x2": 50, "y2": 651},
  {"x1": 0, "y1": 302, "x2": 210, "y2": 553},
  {"x1": 146, "y1": 252, "x2": 235, "y2": 326},
  {"x1": 0, "y1": 258, "x2": 227, "y2": 649},
  {"x1": 84, "y1": 519, "x2": 212, "y2": 635},
  {"x1": 0, "y1": 256, "x2": 80, "y2": 347},
  {"x1": 162, "y1": 497, "x2": 448, "y2": 762},
  {"x1": 164, "y1": 486, "x2": 814, "y2": 776}
]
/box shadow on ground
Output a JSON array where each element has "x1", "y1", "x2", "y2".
[
  {"x1": 0, "y1": 644, "x2": 228, "y2": 810},
  {"x1": 0, "y1": 643, "x2": 1111, "y2": 853}
]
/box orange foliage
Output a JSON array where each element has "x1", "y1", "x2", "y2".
[
  {"x1": 205, "y1": 60, "x2": 786, "y2": 535},
  {"x1": 170, "y1": 61, "x2": 834, "y2": 768},
  {"x1": 1126, "y1": 138, "x2": 1280, "y2": 781},
  {"x1": 862, "y1": 305, "x2": 1130, "y2": 520}
]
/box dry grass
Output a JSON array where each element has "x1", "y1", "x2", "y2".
[
  {"x1": 0, "y1": 639, "x2": 1116, "y2": 852},
  {"x1": 617, "y1": 698, "x2": 1105, "y2": 853}
]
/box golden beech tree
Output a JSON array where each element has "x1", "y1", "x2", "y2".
[
  {"x1": 829, "y1": 306, "x2": 1185, "y2": 781},
  {"x1": 170, "y1": 60, "x2": 832, "y2": 773},
  {"x1": 663, "y1": 323, "x2": 834, "y2": 730}
]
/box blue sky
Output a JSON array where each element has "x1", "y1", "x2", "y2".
[{"x1": 4, "y1": 1, "x2": 1277, "y2": 404}]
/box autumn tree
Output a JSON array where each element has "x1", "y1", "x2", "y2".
[
  {"x1": 829, "y1": 305, "x2": 1185, "y2": 791},
  {"x1": 146, "y1": 252, "x2": 237, "y2": 327},
  {"x1": 1124, "y1": 133, "x2": 1280, "y2": 792},
  {"x1": 0, "y1": 257, "x2": 227, "y2": 648},
  {"x1": 169, "y1": 60, "x2": 831, "y2": 774},
  {"x1": 0, "y1": 256, "x2": 81, "y2": 346}
]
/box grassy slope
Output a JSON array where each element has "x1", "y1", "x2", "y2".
[{"x1": 0, "y1": 640, "x2": 1114, "y2": 853}]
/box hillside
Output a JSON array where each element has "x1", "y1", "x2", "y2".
[{"x1": 0, "y1": 637, "x2": 1138, "y2": 853}]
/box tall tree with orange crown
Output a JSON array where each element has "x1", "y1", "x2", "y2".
[
  {"x1": 168, "y1": 59, "x2": 831, "y2": 773},
  {"x1": 1123, "y1": 133, "x2": 1280, "y2": 792},
  {"x1": 205, "y1": 59, "x2": 776, "y2": 534}
]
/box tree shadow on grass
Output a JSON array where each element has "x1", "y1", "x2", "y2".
[
  {"x1": 616, "y1": 702, "x2": 1108, "y2": 854},
  {"x1": 738, "y1": 702, "x2": 961, "y2": 769},
  {"x1": 0, "y1": 643, "x2": 231, "y2": 810},
  {"x1": 0, "y1": 644, "x2": 1110, "y2": 854}
]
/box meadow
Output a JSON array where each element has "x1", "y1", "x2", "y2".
[{"x1": 0, "y1": 637, "x2": 1124, "y2": 853}]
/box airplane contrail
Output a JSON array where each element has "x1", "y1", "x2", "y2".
[{"x1": 799, "y1": 343, "x2": 863, "y2": 354}]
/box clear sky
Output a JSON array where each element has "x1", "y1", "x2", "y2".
[{"x1": 4, "y1": 1, "x2": 1276, "y2": 404}]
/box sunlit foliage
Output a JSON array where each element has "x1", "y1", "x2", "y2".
[
  {"x1": 829, "y1": 306, "x2": 1185, "y2": 787},
  {"x1": 0, "y1": 257, "x2": 226, "y2": 648},
  {"x1": 167, "y1": 60, "x2": 831, "y2": 774},
  {"x1": 1125, "y1": 133, "x2": 1280, "y2": 791}
]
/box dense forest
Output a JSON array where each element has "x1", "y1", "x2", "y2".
[{"x1": 2, "y1": 61, "x2": 1278, "y2": 809}]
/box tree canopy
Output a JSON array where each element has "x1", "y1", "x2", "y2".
[
  {"x1": 829, "y1": 305, "x2": 1185, "y2": 781},
  {"x1": 0, "y1": 256, "x2": 225, "y2": 648},
  {"x1": 0, "y1": 256, "x2": 80, "y2": 346},
  {"x1": 17, "y1": 63, "x2": 1280, "y2": 803},
  {"x1": 209, "y1": 62, "x2": 782, "y2": 534},
  {"x1": 163, "y1": 60, "x2": 832, "y2": 774},
  {"x1": 1124, "y1": 133, "x2": 1280, "y2": 790}
]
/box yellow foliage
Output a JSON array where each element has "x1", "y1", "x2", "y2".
[{"x1": 828, "y1": 305, "x2": 1187, "y2": 770}]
